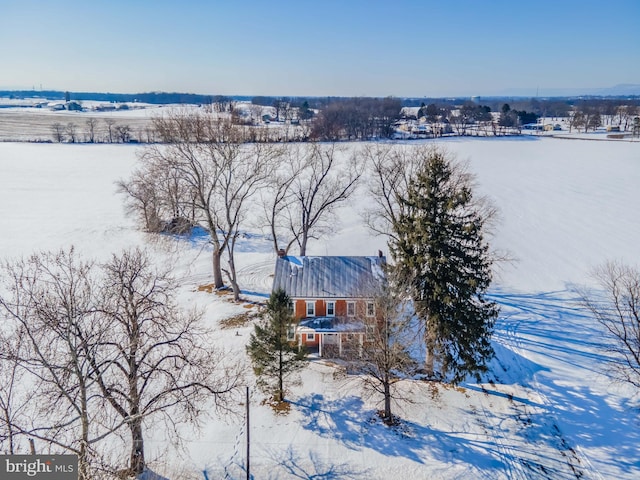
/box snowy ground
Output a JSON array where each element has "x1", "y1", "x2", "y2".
[{"x1": 1, "y1": 137, "x2": 639, "y2": 479}]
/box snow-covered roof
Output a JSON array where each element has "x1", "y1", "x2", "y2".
[
  {"x1": 298, "y1": 316, "x2": 365, "y2": 333},
  {"x1": 272, "y1": 255, "x2": 386, "y2": 299}
]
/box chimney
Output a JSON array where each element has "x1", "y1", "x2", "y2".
[
  {"x1": 278, "y1": 248, "x2": 286, "y2": 258},
  {"x1": 378, "y1": 250, "x2": 383, "y2": 258}
]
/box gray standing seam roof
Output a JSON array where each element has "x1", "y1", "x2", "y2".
[{"x1": 272, "y1": 256, "x2": 385, "y2": 298}]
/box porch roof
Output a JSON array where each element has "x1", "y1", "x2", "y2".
[{"x1": 298, "y1": 316, "x2": 365, "y2": 333}]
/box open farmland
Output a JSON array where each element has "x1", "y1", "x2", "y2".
[
  {"x1": 0, "y1": 137, "x2": 639, "y2": 479},
  {"x1": 0, "y1": 107, "x2": 159, "y2": 142}
]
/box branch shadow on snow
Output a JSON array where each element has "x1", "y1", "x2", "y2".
[
  {"x1": 291, "y1": 394, "x2": 510, "y2": 471},
  {"x1": 529, "y1": 384, "x2": 640, "y2": 474},
  {"x1": 262, "y1": 445, "x2": 371, "y2": 480},
  {"x1": 460, "y1": 381, "x2": 640, "y2": 479},
  {"x1": 181, "y1": 226, "x2": 274, "y2": 254},
  {"x1": 488, "y1": 288, "x2": 616, "y2": 382},
  {"x1": 482, "y1": 287, "x2": 640, "y2": 477}
]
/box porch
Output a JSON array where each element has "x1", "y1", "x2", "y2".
[{"x1": 296, "y1": 317, "x2": 366, "y2": 359}]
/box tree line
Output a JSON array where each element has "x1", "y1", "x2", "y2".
[
  {"x1": 51, "y1": 118, "x2": 153, "y2": 144},
  {"x1": 47, "y1": 95, "x2": 640, "y2": 143}
]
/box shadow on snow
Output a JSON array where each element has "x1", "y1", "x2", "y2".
[{"x1": 291, "y1": 394, "x2": 508, "y2": 473}]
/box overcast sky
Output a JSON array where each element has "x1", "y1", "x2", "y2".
[{"x1": 1, "y1": 0, "x2": 638, "y2": 97}]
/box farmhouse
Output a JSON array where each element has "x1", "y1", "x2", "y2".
[{"x1": 272, "y1": 253, "x2": 385, "y2": 358}]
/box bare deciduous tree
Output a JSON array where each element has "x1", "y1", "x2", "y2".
[
  {"x1": 345, "y1": 276, "x2": 418, "y2": 425},
  {"x1": 51, "y1": 122, "x2": 65, "y2": 142},
  {"x1": 213, "y1": 137, "x2": 279, "y2": 300},
  {"x1": 104, "y1": 118, "x2": 116, "y2": 143},
  {"x1": 581, "y1": 261, "x2": 640, "y2": 389},
  {"x1": 116, "y1": 167, "x2": 164, "y2": 233},
  {"x1": 287, "y1": 143, "x2": 362, "y2": 256},
  {"x1": 115, "y1": 124, "x2": 131, "y2": 143},
  {"x1": 0, "y1": 330, "x2": 29, "y2": 454},
  {"x1": 136, "y1": 111, "x2": 227, "y2": 287},
  {"x1": 85, "y1": 118, "x2": 98, "y2": 143},
  {"x1": 92, "y1": 248, "x2": 242, "y2": 475},
  {"x1": 0, "y1": 248, "x2": 243, "y2": 478},
  {"x1": 66, "y1": 122, "x2": 78, "y2": 143},
  {"x1": 125, "y1": 111, "x2": 279, "y2": 298},
  {"x1": 259, "y1": 145, "x2": 306, "y2": 255},
  {"x1": 0, "y1": 250, "x2": 109, "y2": 480},
  {"x1": 363, "y1": 143, "x2": 498, "y2": 244}
]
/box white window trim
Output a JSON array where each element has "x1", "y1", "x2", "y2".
[
  {"x1": 306, "y1": 333, "x2": 315, "y2": 341},
  {"x1": 306, "y1": 301, "x2": 316, "y2": 317},
  {"x1": 326, "y1": 301, "x2": 335, "y2": 317},
  {"x1": 366, "y1": 302, "x2": 375, "y2": 317},
  {"x1": 347, "y1": 301, "x2": 356, "y2": 317}
]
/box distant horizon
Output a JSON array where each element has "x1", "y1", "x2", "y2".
[
  {"x1": 1, "y1": 0, "x2": 638, "y2": 98},
  {"x1": 2, "y1": 83, "x2": 640, "y2": 101}
]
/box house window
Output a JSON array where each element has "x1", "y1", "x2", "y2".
[
  {"x1": 326, "y1": 301, "x2": 335, "y2": 317},
  {"x1": 306, "y1": 333, "x2": 315, "y2": 342},
  {"x1": 347, "y1": 302, "x2": 356, "y2": 317},
  {"x1": 366, "y1": 302, "x2": 375, "y2": 317},
  {"x1": 287, "y1": 301, "x2": 294, "y2": 314},
  {"x1": 306, "y1": 301, "x2": 315, "y2": 317},
  {"x1": 287, "y1": 324, "x2": 296, "y2": 341}
]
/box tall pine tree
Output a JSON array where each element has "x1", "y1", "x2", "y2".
[
  {"x1": 247, "y1": 289, "x2": 307, "y2": 402},
  {"x1": 390, "y1": 150, "x2": 498, "y2": 383}
]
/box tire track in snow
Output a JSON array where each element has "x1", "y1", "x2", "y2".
[
  {"x1": 489, "y1": 292, "x2": 595, "y2": 479},
  {"x1": 235, "y1": 259, "x2": 275, "y2": 296},
  {"x1": 474, "y1": 395, "x2": 528, "y2": 480}
]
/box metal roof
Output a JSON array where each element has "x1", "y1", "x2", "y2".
[{"x1": 272, "y1": 255, "x2": 385, "y2": 299}]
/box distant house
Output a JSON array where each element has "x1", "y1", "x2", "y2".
[
  {"x1": 94, "y1": 104, "x2": 117, "y2": 112},
  {"x1": 66, "y1": 101, "x2": 82, "y2": 111},
  {"x1": 272, "y1": 253, "x2": 386, "y2": 358},
  {"x1": 399, "y1": 106, "x2": 419, "y2": 120}
]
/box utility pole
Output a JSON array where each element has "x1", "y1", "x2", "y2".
[{"x1": 246, "y1": 386, "x2": 250, "y2": 480}]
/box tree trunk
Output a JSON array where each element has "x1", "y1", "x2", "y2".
[
  {"x1": 2, "y1": 408, "x2": 15, "y2": 454},
  {"x1": 212, "y1": 248, "x2": 224, "y2": 289},
  {"x1": 79, "y1": 392, "x2": 90, "y2": 480},
  {"x1": 78, "y1": 439, "x2": 89, "y2": 480},
  {"x1": 227, "y1": 256, "x2": 241, "y2": 302},
  {"x1": 425, "y1": 326, "x2": 436, "y2": 377},
  {"x1": 299, "y1": 232, "x2": 308, "y2": 256},
  {"x1": 383, "y1": 381, "x2": 392, "y2": 424},
  {"x1": 129, "y1": 419, "x2": 145, "y2": 475},
  {"x1": 270, "y1": 220, "x2": 280, "y2": 254},
  {"x1": 278, "y1": 347, "x2": 284, "y2": 402}
]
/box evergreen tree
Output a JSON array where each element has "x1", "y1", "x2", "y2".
[
  {"x1": 390, "y1": 150, "x2": 498, "y2": 383},
  {"x1": 247, "y1": 289, "x2": 307, "y2": 401},
  {"x1": 417, "y1": 102, "x2": 427, "y2": 119},
  {"x1": 425, "y1": 103, "x2": 440, "y2": 124}
]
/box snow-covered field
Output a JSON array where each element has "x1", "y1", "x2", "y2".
[{"x1": 1, "y1": 137, "x2": 639, "y2": 479}]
